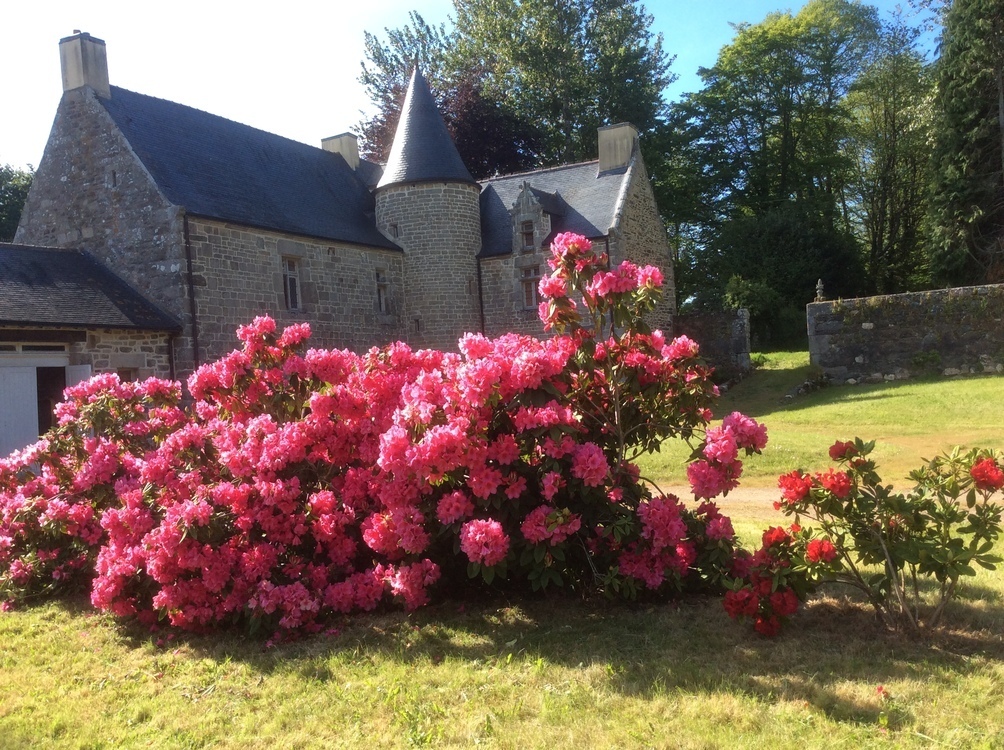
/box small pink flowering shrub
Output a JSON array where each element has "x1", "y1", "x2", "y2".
[
  {"x1": 0, "y1": 377, "x2": 184, "y2": 605},
  {"x1": 726, "y1": 439, "x2": 1004, "y2": 635},
  {"x1": 0, "y1": 232, "x2": 768, "y2": 634}
]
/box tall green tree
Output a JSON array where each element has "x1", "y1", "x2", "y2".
[
  {"x1": 845, "y1": 18, "x2": 933, "y2": 293},
  {"x1": 671, "y1": 0, "x2": 879, "y2": 343},
  {"x1": 927, "y1": 0, "x2": 1004, "y2": 284},
  {"x1": 0, "y1": 164, "x2": 33, "y2": 243}
]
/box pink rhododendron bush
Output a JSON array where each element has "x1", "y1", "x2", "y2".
[
  {"x1": 0, "y1": 233, "x2": 766, "y2": 633},
  {"x1": 725, "y1": 439, "x2": 1004, "y2": 635}
]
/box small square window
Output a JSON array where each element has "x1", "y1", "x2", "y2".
[
  {"x1": 376, "y1": 270, "x2": 390, "y2": 314},
  {"x1": 521, "y1": 221, "x2": 535, "y2": 252},
  {"x1": 282, "y1": 257, "x2": 301, "y2": 311},
  {"x1": 521, "y1": 266, "x2": 541, "y2": 309}
]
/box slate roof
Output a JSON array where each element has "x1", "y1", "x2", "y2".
[
  {"x1": 479, "y1": 161, "x2": 630, "y2": 258},
  {"x1": 99, "y1": 87, "x2": 398, "y2": 251},
  {"x1": 0, "y1": 244, "x2": 181, "y2": 331},
  {"x1": 377, "y1": 68, "x2": 477, "y2": 189}
]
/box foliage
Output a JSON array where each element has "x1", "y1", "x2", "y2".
[
  {"x1": 844, "y1": 16, "x2": 934, "y2": 293},
  {"x1": 358, "y1": 1, "x2": 674, "y2": 172},
  {"x1": 926, "y1": 0, "x2": 1004, "y2": 285},
  {"x1": 670, "y1": 0, "x2": 882, "y2": 340},
  {"x1": 0, "y1": 163, "x2": 33, "y2": 242},
  {"x1": 0, "y1": 233, "x2": 766, "y2": 636},
  {"x1": 0, "y1": 377, "x2": 184, "y2": 605},
  {"x1": 727, "y1": 438, "x2": 1004, "y2": 635},
  {"x1": 356, "y1": 12, "x2": 541, "y2": 175}
]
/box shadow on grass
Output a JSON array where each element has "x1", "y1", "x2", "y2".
[{"x1": 69, "y1": 577, "x2": 997, "y2": 730}]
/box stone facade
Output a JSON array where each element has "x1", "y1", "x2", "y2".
[
  {"x1": 16, "y1": 34, "x2": 678, "y2": 380},
  {"x1": 15, "y1": 86, "x2": 192, "y2": 368},
  {"x1": 185, "y1": 218, "x2": 406, "y2": 364},
  {"x1": 808, "y1": 285, "x2": 1004, "y2": 382},
  {"x1": 608, "y1": 157, "x2": 676, "y2": 332},
  {"x1": 376, "y1": 182, "x2": 482, "y2": 350},
  {"x1": 71, "y1": 329, "x2": 174, "y2": 377}
]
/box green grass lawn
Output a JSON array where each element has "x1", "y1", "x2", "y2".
[
  {"x1": 639, "y1": 352, "x2": 1004, "y2": 489},
  {"x1": 2, "y1": 361, "x2": 1003, "y2": 748}
]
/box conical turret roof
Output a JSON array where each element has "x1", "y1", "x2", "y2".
[{"x1": 376, "y1": 67, "x2": 476, "y2": 190}]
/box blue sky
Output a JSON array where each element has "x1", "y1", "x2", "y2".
[{"x1": 3, "y1": 1, "x2": 933, "y2": 170}]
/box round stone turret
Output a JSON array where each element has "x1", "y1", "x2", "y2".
[{"x1": 376, "y1": 67, "x2": 482, "y2": 350}]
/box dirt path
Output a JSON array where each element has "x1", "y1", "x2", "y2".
[{"x1": 663, "y1": 485, "x2": 781, "y2": 524}]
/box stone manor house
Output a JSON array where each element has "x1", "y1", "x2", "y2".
[{"x1": 0, "y1": 31, "x2": 674, "y2": 455}]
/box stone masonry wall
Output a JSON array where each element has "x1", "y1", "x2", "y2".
[
  {"x1": 70, "y1": 329, "x2": 174, "y2": 377},
  {"x1": 808, "y1": 285, "x2": 1004, "y2": 382},
  {"x1": 674, "y1": 309, "x2": 752, "y2": 381},
  {"x1": 185, "y1": 218, "x2": 406, "y2": 366},
  {"x1": 15, "y1": 87, "x2": 192, "y2": 365},
  {"x1": 480, "y1": 254, "x2": 549, "y2": 338},
  {"x1": 376, "y1": 182, "x2": 482, "y2": 350},
  {"x1": 609, "y1": 157, "x2": 676, "y2": 332}
]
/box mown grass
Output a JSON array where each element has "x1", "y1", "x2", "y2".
[
  {"x1": 2, "y1": 360, "x2": 1004, "y2": 748},
  {"x1": 639, "y1": 352, "x2": 1004, "y2": 489}
]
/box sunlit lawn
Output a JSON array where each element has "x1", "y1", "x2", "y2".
[
  {"x1": 2, "y1": 359, "x2": 1004, "y2": 748},
  {"x1": 639, "y1": 351, "x2": 1004, "y2": 490}
]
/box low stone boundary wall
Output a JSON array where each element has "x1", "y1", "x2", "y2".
[
  {"x1": 675, "y1": 308, "x2": 751, "y2": 381},
  {"x1": 807, "y1": 285, "x2": 1004, "y2": 383}
]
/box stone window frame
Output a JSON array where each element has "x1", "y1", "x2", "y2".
[
  {"x1": 375, "y1": 269, "x2": 391, "y2": 314},
  {"x1": 520, "y1": 265, "x2": 541, "y2": 309},
  {"x1": 520, "y1": 220, "x2": 535, "y2": 253},
  {"x1": 282, "y1": 256, "x2": 301, "y2": 311}
]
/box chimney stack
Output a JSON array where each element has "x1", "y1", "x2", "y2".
[
  {"x1": 598, "y1": 122, "x2": 639, "y2": 173},
  {"x1": 59, "y1": 31, "x2": 110, "y2": 98},
  {"x1": 322, "y1": 132, "x2": 360, "y2": 171}
]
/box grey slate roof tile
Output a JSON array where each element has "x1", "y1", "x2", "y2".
[
  {"x1": 479, "y1": 161, "x2": 629, "y2": 258},
  {"x1": 377, "y1": 68, "x2": 476, "y2": 189},
  {"x1": 0, "y1": 244, "x2": 181, "y2": 331},
  {"x1": 99, "y1": 87, "x2": 399, "y2": 251}
]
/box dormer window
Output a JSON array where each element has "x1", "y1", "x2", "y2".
[{"x1": 521, "y1": 221, "x2": 535, "y2": 253}]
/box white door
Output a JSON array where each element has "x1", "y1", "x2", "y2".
[{"x1": 0, "y1": 367, "x2": 40, "y2": 457}]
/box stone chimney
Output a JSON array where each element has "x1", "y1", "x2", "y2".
[
  {"x1": 598, "y1": 122, "x2": 639, "y2": 173},
  {"x1": 321, "y1": 132, "x2": 360, "y2": 170},
  {"x1": 59, "y1": 31, "x2": 110, "y2": 98}
]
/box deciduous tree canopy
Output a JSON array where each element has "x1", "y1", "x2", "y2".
[{"x1": 0, "y1": 164, "x2": 33, "y2": 243}]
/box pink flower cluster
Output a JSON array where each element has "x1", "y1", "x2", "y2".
[
  {"x1": 687, "y1": 412, "x2": 768, "y2": 500},
  {"x1": 1, "y1": 232, "x2": 766, "y2": 635}
]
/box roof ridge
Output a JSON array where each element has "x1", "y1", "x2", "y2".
[{"x1": 481, "y1": 159, "x2": 601, "y2": 184}]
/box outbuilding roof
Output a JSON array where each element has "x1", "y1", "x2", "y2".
[
  {"x1": 99, "y1": 87, "x2": 399, "y2": 250},
  {"x1": 479, "y1": 161, "x2": 630, "y2": 258},
  {"x1": 0, "y1": 244, "x2": 181, "y2": 331}
]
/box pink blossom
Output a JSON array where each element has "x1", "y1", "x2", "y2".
[
  {"x1": 520, "y1": 505, "x2": 581, "y2": 545},
  {"x1": 702, "y1": 426, "x2": 738, "y2": 464},
  {"x1": 538, "y1": 274, "x2": 568, "y2": 298},
  {"x1": 436, "y1": 491, "x2": 474, "y2": 525},
  {"x1": 687, "y1": 459, "x2": 741, "y2": 499},
  {"x1": 663, "y1": 336, "x2": 700, "y2": 361},
  {"x1": 459, "y1": 519, "x2": 509, "y2": 567},
  {"x1": 638, "y1": 496, "x2": 686, "y2": 552},
  {"x1": 571, "y1": 443, "x2": 609, "y2": 487},
  {"x1": 722, "y1": 412, "x2": 768, "y2": 452}
]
